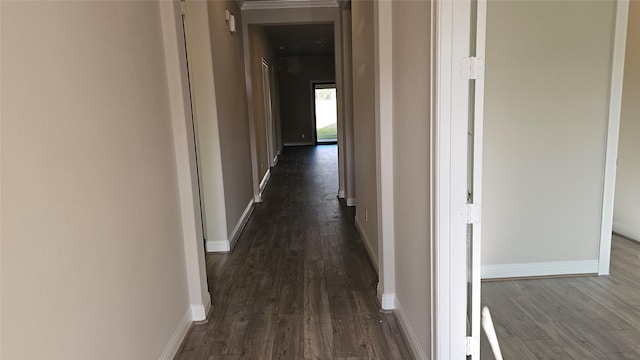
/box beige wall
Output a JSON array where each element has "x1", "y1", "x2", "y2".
[
  {"x1": 1, "y1": 1, "x2": 191, "y2": 358},
  {"x1": 391, "y1": 1, "x2": 431, "y2": 355},
  {"x1": 351, "y1": 0, "x2": 378, "y2": 262},
  {"x1": 482, "y1": 1, "x2": 616, "y2": 269},
  {"x1": 208, "y1": 1, "x2": 254, "y2": 233},
  {"x1": 278, "y1": 56, "x2": 336, "y2": 145},
  {"x1": 249, "y1": 25, "x2": 278, "y2": 180},
  {"x1": 185, "y1": 0, "x2": 228, "y2": 243},
  {"x1": 614, "y1": 2, "x2": 640, "y2": 241}
]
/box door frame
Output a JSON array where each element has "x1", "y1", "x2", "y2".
[
  {"x1": 311, "y1": 81, "x2": 338, "y2": 145},
  {"x1": 431, "y1": 0, "x2": 485, "y2": 358},
  {"x1": 598, "y1": 0, "x2": 630, "y2": 275},
  {"x1": 261, "y1": 58, "x2": 277, "y2": 167},
  {"x1": 432, "y1": 0, "x2": 630, "y2": 357},
  {"x1": 159, "y1": 0, "x2": 211, "y2": 322}
]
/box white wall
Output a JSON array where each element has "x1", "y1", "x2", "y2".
[
  {"x1": 1, "y1": 1, "x2": 193, "y2": 358},
  {"x1": 614, "y1": 1, "x2": 640, "y2": 241},
  {"x1": 391, "y1": 1, "x2": 431, "y2": 357},
  {"x1": 352, "y1": 0, "x2": 379, "y2": 265},
  {"x1": 482, "y1": 0, "x2": 616, "y2": 277}
]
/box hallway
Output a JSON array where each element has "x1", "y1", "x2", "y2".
[{"x1": 177, "y1": 146, "x2": 411, "y2": 359}]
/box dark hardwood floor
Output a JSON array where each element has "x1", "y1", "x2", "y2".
[
  {"x1": 482, "y1": 235, "x2": 640, "y2": 360},
  {"x1": 177, "y1": 145, "x2": 412, "y2": 360}
]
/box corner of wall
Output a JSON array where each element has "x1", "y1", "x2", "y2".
[
  {"x1": 158, "y1": 308, "x2": 193, "y2": 360},
  {"x1": 614, "y1": 223, "x2": 640, "y2": 242},
  {"x1": 395, "y1": 297, "x2": 428, "y2": 360},
  {"x1": 355, "y1": 214, "x2": 378, "y2": 271}
]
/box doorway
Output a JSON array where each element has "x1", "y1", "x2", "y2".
[
  {"x1": 262, "y1": 59, "x2": 277, "y2": 167},
  {"x1": 312, "y1": 83, "x2": 338, "y2": 144},
  {"x1": 181, "y1": 7, "x2": 206, "y2": 247},
  {"x1": 475, "y1": 0, "x2": 631, "y2": 359}
]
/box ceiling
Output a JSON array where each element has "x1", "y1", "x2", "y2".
[{"x1": 263, "y1": 24, "x2": 335, "y2": 57}]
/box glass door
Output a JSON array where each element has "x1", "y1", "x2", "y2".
[{"x1": 313, "y1": 83, "x2": 337, "y2": 144}]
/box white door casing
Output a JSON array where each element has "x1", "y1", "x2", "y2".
[{"x1": 432, "y1": 0, "x2": 485, "y2": 358}]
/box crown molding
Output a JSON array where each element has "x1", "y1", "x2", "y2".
[{"x1": 241, "y1": 0, "x2": 339, "y2": 11}]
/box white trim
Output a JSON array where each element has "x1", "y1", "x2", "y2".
[
  {"x1": 283, "y1": 141, "x2": 314, "y2": 147},
  {"x1": 470, "y1": 0, "x2": 488, "y2": 355},
  {"x1": 481, "y1": 260, "x2": 599, "y2": 280},
  {"x1": 355, "y1": 216, "x2": 378, "y2": 271},
  {"x1": 614, "y1": 222, "x2": 640, "y2": 242},
  {"x1": 228, "y1": 199, "x2": 255, "y2": 250},
  {"x1": 373, "y1": 0, "x2": 396, "y2": 318},
  {"x1": 241, "y1": 6, "x2": 263, "y2": 206},
  {"x1": 599, "y1": 0, "x2": 630, "y2": 276},
  {"x1": 381, "y1": 292, "x2": 396, "y2": 310},
  {"x1": 160, "y1": 0, "x2": 211, "y2": 327},
  {"x1": 432, "y1": 0, "x2": 473, "y2": 358},
  {"x1": 159, "y1": 308, "x2": 192, "y2": 360},
  {"x1": 259, "y1": 168, "x2": 271, "y2": 193},
  {"x1": 262, "y1": 59, "x2": 277, "y2": 168},
  {"x1": 241, "y1": 0, "x2": 338, "y2": 10},
  {"x1": 346, "y1": 197, "x2": 356, "y2": 207},
  {"x1": 338, "y1": 190, "x2": 346, "y2": 198},
  {"x1": 206, "y1": 240, "x2": 230, "y2": 253},
  {"x1": 396, "y1": 298, "x2": 428, "y2": 360},
  {"x1": 191, "y1": 292, "x2": 212, "y2": 321}
]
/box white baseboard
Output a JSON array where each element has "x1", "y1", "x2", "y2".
[
  {"x1": 259, "y1": 169, "x2": 271, "y2": 193},
  {"x1": 614, "y1": 222, "x2": 640, "y2": 242},
  {"x1": 206, "y1": 240, "x2": 230, "y2": 253},
  {"x1": 481, "y1": 259, "x2": 599, "y2": 279},
  {"x1": 381, "y1": 292, "x2": 396, "y2": 310},
  {"x1": 355, "y1": 216, "x2": 378, "y2": 271},
  {"x1": 159, "y1": 308, "x2": 192, "y2": 360},
  {"x1": 228, "y1": 199, "x2": 254, "y2": 250},
  {"x1": 254, "y1": 193, "x2": 263, "y2": 203},
  {"x1": 346, "y1": 197, "x2": 356, "y2": 207},
  {"x1": 191, "y1": 293, "x2": 211, "y2": 321},
  {"x1": 395, "y1": 298, "x2": 428, "y2": 360},
  {"x1": 272, "y1": 155, "x2": 279, "y2": 166},
  {"x1": 375, "y1": 284, "x2": 395, "y2": 310},
  {"x1": 283, "y1": 141, "x2": 313, "y2": 146}
]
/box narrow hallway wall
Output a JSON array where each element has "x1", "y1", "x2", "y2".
[
  {"x1": 249, "y1": 25, "x2": 278, "y2": 182},
  {"x1": 208, "y1": 0, "x2": 254, "y2": 240},
  {"x1": 391, "y1": 1, "x2": 432, "y2": 357},
  {"x1": 351, "y1": 0, "x2": 379, "y2": 265},
  {"x1": 1, "y1": 2, "x2": 191, "y2": 358}
]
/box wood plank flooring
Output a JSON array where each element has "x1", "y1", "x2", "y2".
[
  {"x1": 177, "y1": 145, "x2": 412, "y2": 360},
  {"x1": 482, "y1": 235, "x2": 640, "y2": 360}
]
